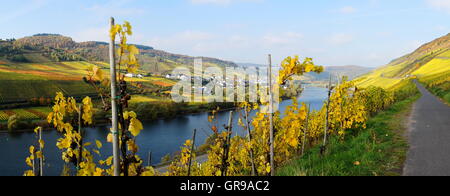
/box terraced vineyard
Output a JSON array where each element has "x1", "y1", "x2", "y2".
[
  {"x1": 0, "y1": 107, "x2": 51, "y2": 122},
  {"x1": 0, "y1": 56, "x2": 177, "y2": 105},
  {"x1": 0, "y1": 60, "x2": 98, "y2": 103}
]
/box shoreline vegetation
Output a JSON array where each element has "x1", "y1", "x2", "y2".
[
  {"x1": 0, "y1": 101, "x2": 236, "y2": 133},
  {"x1": 0, "y1": 83, "x2": 304, "y2": 133}
]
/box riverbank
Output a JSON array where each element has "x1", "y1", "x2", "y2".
[
  {"x1": 0, "y1": 101, "x2": 236, "y2": 133},
  {"x1": 276, "y1": 94, "x2": 420, "y2": 176}
]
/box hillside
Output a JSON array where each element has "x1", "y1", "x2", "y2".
[
  {"x1": 357, "y1": 33, "x2": 450, "y2": 89},
  {"x1": 1, "y1": 34, "x2": 237, "y2": 74},
  {"x1": 0, "y1": 34, "x2": 238, "y2": 106}
]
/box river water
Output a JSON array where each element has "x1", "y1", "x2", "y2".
[{"x1": 0, "y1": 87, "x2": 327, "y2": 176}]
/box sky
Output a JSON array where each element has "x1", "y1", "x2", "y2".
[{"x1": 1, "y1": 0, "x2": 450, "y2": 67}]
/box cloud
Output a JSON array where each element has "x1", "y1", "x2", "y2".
[
  {"x1": 262, "y1": 32, "x2": 303, "y2": 45},
  {"x1": 85, "y1": 0, "x2": 146, "y2": 17},
  {"x1": 329, "y1": 33, "x2": 354, "y2": 45},
  {"x1": 339, "y1": 6, "x2": 357, "y2": 14},
  {"x1": 0, "y1": 0, "x2": 49, "y2": 24},
  {"x1": 426, "y1": 0, "x2": 450, "y2": 13},
  {"x1": 435, "y1": 25, "x2": 448, "y2": 31},
  {"x1": 189, "y1": 0, "x2": 262, "y2": 6},
  {"x1": 72, "y1": 26, "x2": 146, "y2": 43},
  {"x1": 148, "y1": 30, "x2": 216, "y2": 54},
  {"x1": 145, "y1": 30, "x2": 309, "y2": 64},
  {"x1": 72, "y1": 26, "x2": 109, "y2": 42}
]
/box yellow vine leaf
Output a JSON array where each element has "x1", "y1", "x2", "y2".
[
  {"x1": 93, "y1": 66, "x2": 104, "y2": 81},
  {"x1": 29, "y1": 146, "x2": 35, "y2": 154},
  {"x1": 38, "y1": 139, "x2": 45, "y2": 149},
  {"x1": 107, "y1": 133, "x2": 113, "y2": 143},
  {"x1": 93, "y1": 149, "x2": 101, "y2": 156},
  {"x1": 96, "y1": 140, "x2": 103, "y2": 149},
  {"x1": 34, "y1": 127, "x2": 41, "y2": 134},
  {"x1": 129, "y1": 118, "x2": 143, "y2": 137},
  {"x1": 82, "y1": 97, "x2": 93, "y2": 125},
  {"x1": 124, "y1": 21, "x2": 132, "y2": 35}
]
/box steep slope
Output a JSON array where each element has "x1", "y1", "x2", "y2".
[{"x1": 357, "y1": 33, "x2": 450, "y2": 89}]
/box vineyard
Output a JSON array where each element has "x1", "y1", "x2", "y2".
[
  {"x1": 356, "y1": 35, "x2": 450, "y2": 90},
  {"x1": 0, "y1": 58, "x2": 177, "y2": 106},
  {"x1": 0, "y1": 107, "x2": 51, "y2": 122},
  {"x1": 17, "y1": 20, "x2": 427, "y2": 177}
]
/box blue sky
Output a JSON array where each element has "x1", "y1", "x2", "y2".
[{"x1": 1, "y1": 0, "x2": 450, "y2": 67}]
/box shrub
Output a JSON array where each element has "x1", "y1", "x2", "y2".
[{"x1": 7, "y1": 115, "x2": 20, "y2": 131}]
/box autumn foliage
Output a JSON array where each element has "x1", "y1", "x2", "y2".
[{"x1": 24, "y1": 21, "x2": 398, "y2": 176}]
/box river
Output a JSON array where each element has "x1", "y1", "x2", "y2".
[{"x1": 0, "y1": 87, "x2": 328, "y2": 176}]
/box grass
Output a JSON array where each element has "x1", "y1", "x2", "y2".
[
  {"x1": 419, "y1": 71, "x2": 450, "y2": 105},
  {"x1": 428, "y1": 87, "x2": 450, "y2": 105},
  {"x1": 277, "y1": 95, "x2": 420, "y2": 176}
]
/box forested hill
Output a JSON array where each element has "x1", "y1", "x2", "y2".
[
  {"x1": 0, "y1": 34, "x2": 238, "y2": 74},
  {"x1": 356, "y1": 33, "x2": 450, "y2": 89}
]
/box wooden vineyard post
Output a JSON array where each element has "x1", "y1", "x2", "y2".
[
  {"x1": 77, "y1": 104, "x2": 83, "y2": 168},
  {"x1": 302, "y1": 104, "x2": 311, "y2": 156},
  {"x1": 268, "y1": 54, "x2": 275, "y2": 176},
  {"x1": 321, "y1": 75, "x2": 333, "y2": 155},
  {"x1": 221, "y1": 111, "x2": 233, "y2": 176},
  {"x1": 187, "y1": 129, "x2": 197, "y2": 176},
  {"x1": 109, "y1": 17, "x2": 121, "y2": 176},
  {"x1": 244, "y1": 106, "x2": 257, "y2": 176},
  {"x1": 38, "y1": 127, "x2": 44, "y2": 176},
  {"x1": 147, "y1": 151, "x2": 152, "y2": 167},
  {"x1": 32, "y1": 149, "x2": 37, "y2": 176}
]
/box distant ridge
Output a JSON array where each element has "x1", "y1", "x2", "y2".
[
  {"x1": 238, "y1": 63, "x2": 373, "y2": 83},
  {"x1": 1, "y1": 34, "x2": 237, "y2": 74}
]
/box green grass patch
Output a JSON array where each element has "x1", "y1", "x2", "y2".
[
  {"x1": 430, "y1": 87, "x2": 450, "y2": 105},
  {"x1": 277, "y1": 95, "x2": 420, "y2": 176}
]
